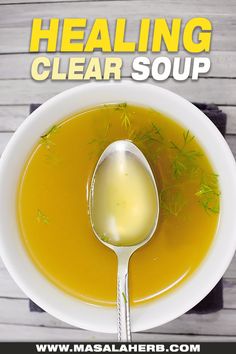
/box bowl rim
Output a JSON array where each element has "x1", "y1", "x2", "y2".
[{"x1": 0, "y1": 81, "x2": 236, "y2": 333}]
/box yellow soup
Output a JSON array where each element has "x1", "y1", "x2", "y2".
[{"x1": 17, "y1": 104, "x2": 220, "y2": 306}]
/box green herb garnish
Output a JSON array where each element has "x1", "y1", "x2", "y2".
[
  {"x1": 151, "y1": 122, "x2": 164, "y2": 140},
  {"x1": 41, "y1": 125, "x2": 58, "y2": 139},
  {"x1": 41, "y1": 125, "x2": 58, "y2": 149},
  {"x1": 115, "y1": 103, "x2": 131, "y2": 129},
  {"x1": 88, "y1": 105, "x2": 220, "y2": 216},
  {"x1": 170, "y1": 130, "x2": 202, "y2": 178},
  {"x1": 100, "y1": 235, "x2": 110, "y2": 243},
  {"x1": 196, "y1": 173, "x2": 220, "y2": 214},
  {"x1": 129, "y1": 122, "x2": 164, "y2": 167},
  {"x1": 160, "y1": 187, "x2": 186, "y2": 216},
  {"x1": 36, "y1": 209, "x2": 50, "y2": 224},
  {"x1": 122, "y1": 292, "x2": 127, "y2": 304},
  {"x1": 89, "y1": 121, "x2": 111, "y2": 155},
  {"x1": 130, "y1": 122, "x2": 164, "y2": 146}
]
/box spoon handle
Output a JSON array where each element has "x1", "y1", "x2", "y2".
[{"x1": 117, "y1": 253, "x2": 131, "y2": 342}]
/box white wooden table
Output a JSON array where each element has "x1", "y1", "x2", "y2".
[{"x1": 0, "y1": 0, "x2": 236, "y2": 342}]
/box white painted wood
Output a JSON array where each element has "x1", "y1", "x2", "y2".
[
  {"x1": 0, "y1": 297, "x2": 73, "y2": 329},
  {"x1": 0, "y1": 1, "x2": 236, "y2": 53},
  {"x1": 0, "y1": 106, "x2": 28, "y2": 131},
  {"x1": 0, "y1": 0, "x2": 236, "y2": 9},
  {"x1": 0, "y1": 0, "x2": 103, "y2": 3},
  {"x1": 221, "y1": 107, "x2": 236, "y2": 134},
  {"x1": 0, "y1": 0, "x2": 236, "y2": 342},
  {"x1": 1, "y1": 323, "x2": 236, "y2": 342},
  {"x1": 0, "y1": 257, "x2": 26, "y2": 298},
  {"x1": 224, "y1": 135, "x2": 236, "y2": 158},
  {"x1": 1, "y1": 0, "x2": 233, "y2": 6},
  {"x1": 225, "y1": 254, "x2": 236, "y2": 278},
  {"x1": 0, "y1": 78, "x2": 236, "y2": 105},
  {"x1": 0, "y1": 52, "x2": 235, "y2": 80},
  {"x1": 0, "y1": 133, "x2": 12, "y2": 154},
  {"x1": 150, "y1": 310, "x2": 236, "y2": 336},
  {"x1": 0, "y1": 273, "x2": 26, "y2": 299},
  {"x1": 224, "y1": 278, "x2": 236, "y2": 309},
  {"x1": 0, "y1": 297, "x2": 235, "y2": 335},
  {"x1": 0, "y1": 0, "x2": 235, "y2": 21}
]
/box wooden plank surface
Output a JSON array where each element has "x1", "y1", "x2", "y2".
[
  {"x1": 1, "y1": 323, "x2": 236, "y2": 342},
  {"x1": 1, "y1": 0, "x2": 236, "y2": 7},
  {"x1": 0, "y1": 1, "x2": 236, "y2": 53},
  {"x1": 0, "y1": 291, "x2": 235, "y2": 335},
  {"x1": 224, "y1": 278, "x2": 236, "y2": 309},
  {"x1": 1, "y1": 297, "x2": 236, "y2": 337},
  {"x1": 0, "y1": 0, "x2": 107, "y2": 3},
  {"x1": 0, "y1": 133, "x2": 12, "y2": 154},
  {"x1": 0, "y1": 106, "x2": 28, "y2": 131},
  {"x1": 223, "y1": 107, "x2": 236, "y2": 134},
  {"x1": 0, "y1": 0, "x2": 236, "y2": 343}
]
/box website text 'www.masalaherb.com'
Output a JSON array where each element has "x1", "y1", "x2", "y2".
[{"x1": 36, "y1": 343, "x2": 200, "y2": 353}]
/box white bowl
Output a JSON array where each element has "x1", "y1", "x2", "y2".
[{"x1": 0, "y1": 81, "x2": 236, "y2": 333}]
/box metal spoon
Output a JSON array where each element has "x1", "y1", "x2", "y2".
[{"x1": 89, "y1": 140, "x2": 159, "y2": 342}]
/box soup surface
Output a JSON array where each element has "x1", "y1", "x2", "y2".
[{"x1": 17, "y1": 104, "x2": 220, "y2": 306}]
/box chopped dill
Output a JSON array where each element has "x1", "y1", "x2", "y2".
[
  {"x1": 121, "y1": 112, "x2": 131, "y2": 129},
  {"x1": 196, "y1": 184, "x2": 215, "y2": 196},
  {"x1": 148, "y1": 108, "x2": 157, "y2": 115},
  {"x1": 160, "y1": 187, "x2": 186, "y2": 216},
  {"x1": 114, "y1": 103, "x2": 131, "y2": 129},
  {"x1": 183, "y1": 130, "x2": 194, "y2": 145},
  {"x1": 170, "y1": 130, "x2": 202, "y2": 178},
  {"x1": 88, "y1": 121, "x2": 111, "y2": 153},
  {"x1": 172, "y1": 159, "x2": 187, "y2": 178},
  {"x1": 87, "y1": 105, "x2": 220, "y2": 217},
  {"x1": 196, "y1": 173, "x2": 220, "y2": 214},
  {"x1": 41, "y1": 125, "x2": 58, "y2": 139},
  {"x1": 122, "y1": 291, "x2": 127, "y2": 304},
  {"x1": 100, "y1": 233, "x2": 110, "y2": 243},
  {"x1": 151, "y1": 122, "x2": 164, "y2": 141},
  {"x1": 36, "y1": 209, "x2": 50, "y2": 224},
  {"x1": 130, "y1": 122, "x2": 164, "y2": 146},
  {"x1": 41, "y1": 124, "x2": 58, "y2": 149},
  {"x1": 114, "y1": 102, "x2": 127, "y2": 111}
]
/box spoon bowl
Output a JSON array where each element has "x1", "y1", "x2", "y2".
[{"x1": 89, "y1": 140, "x2": 159, "y2": 341}]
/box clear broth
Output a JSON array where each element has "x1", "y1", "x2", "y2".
[{"x1": 17, "y1": 104, "x2": 220, "y2": 306}]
